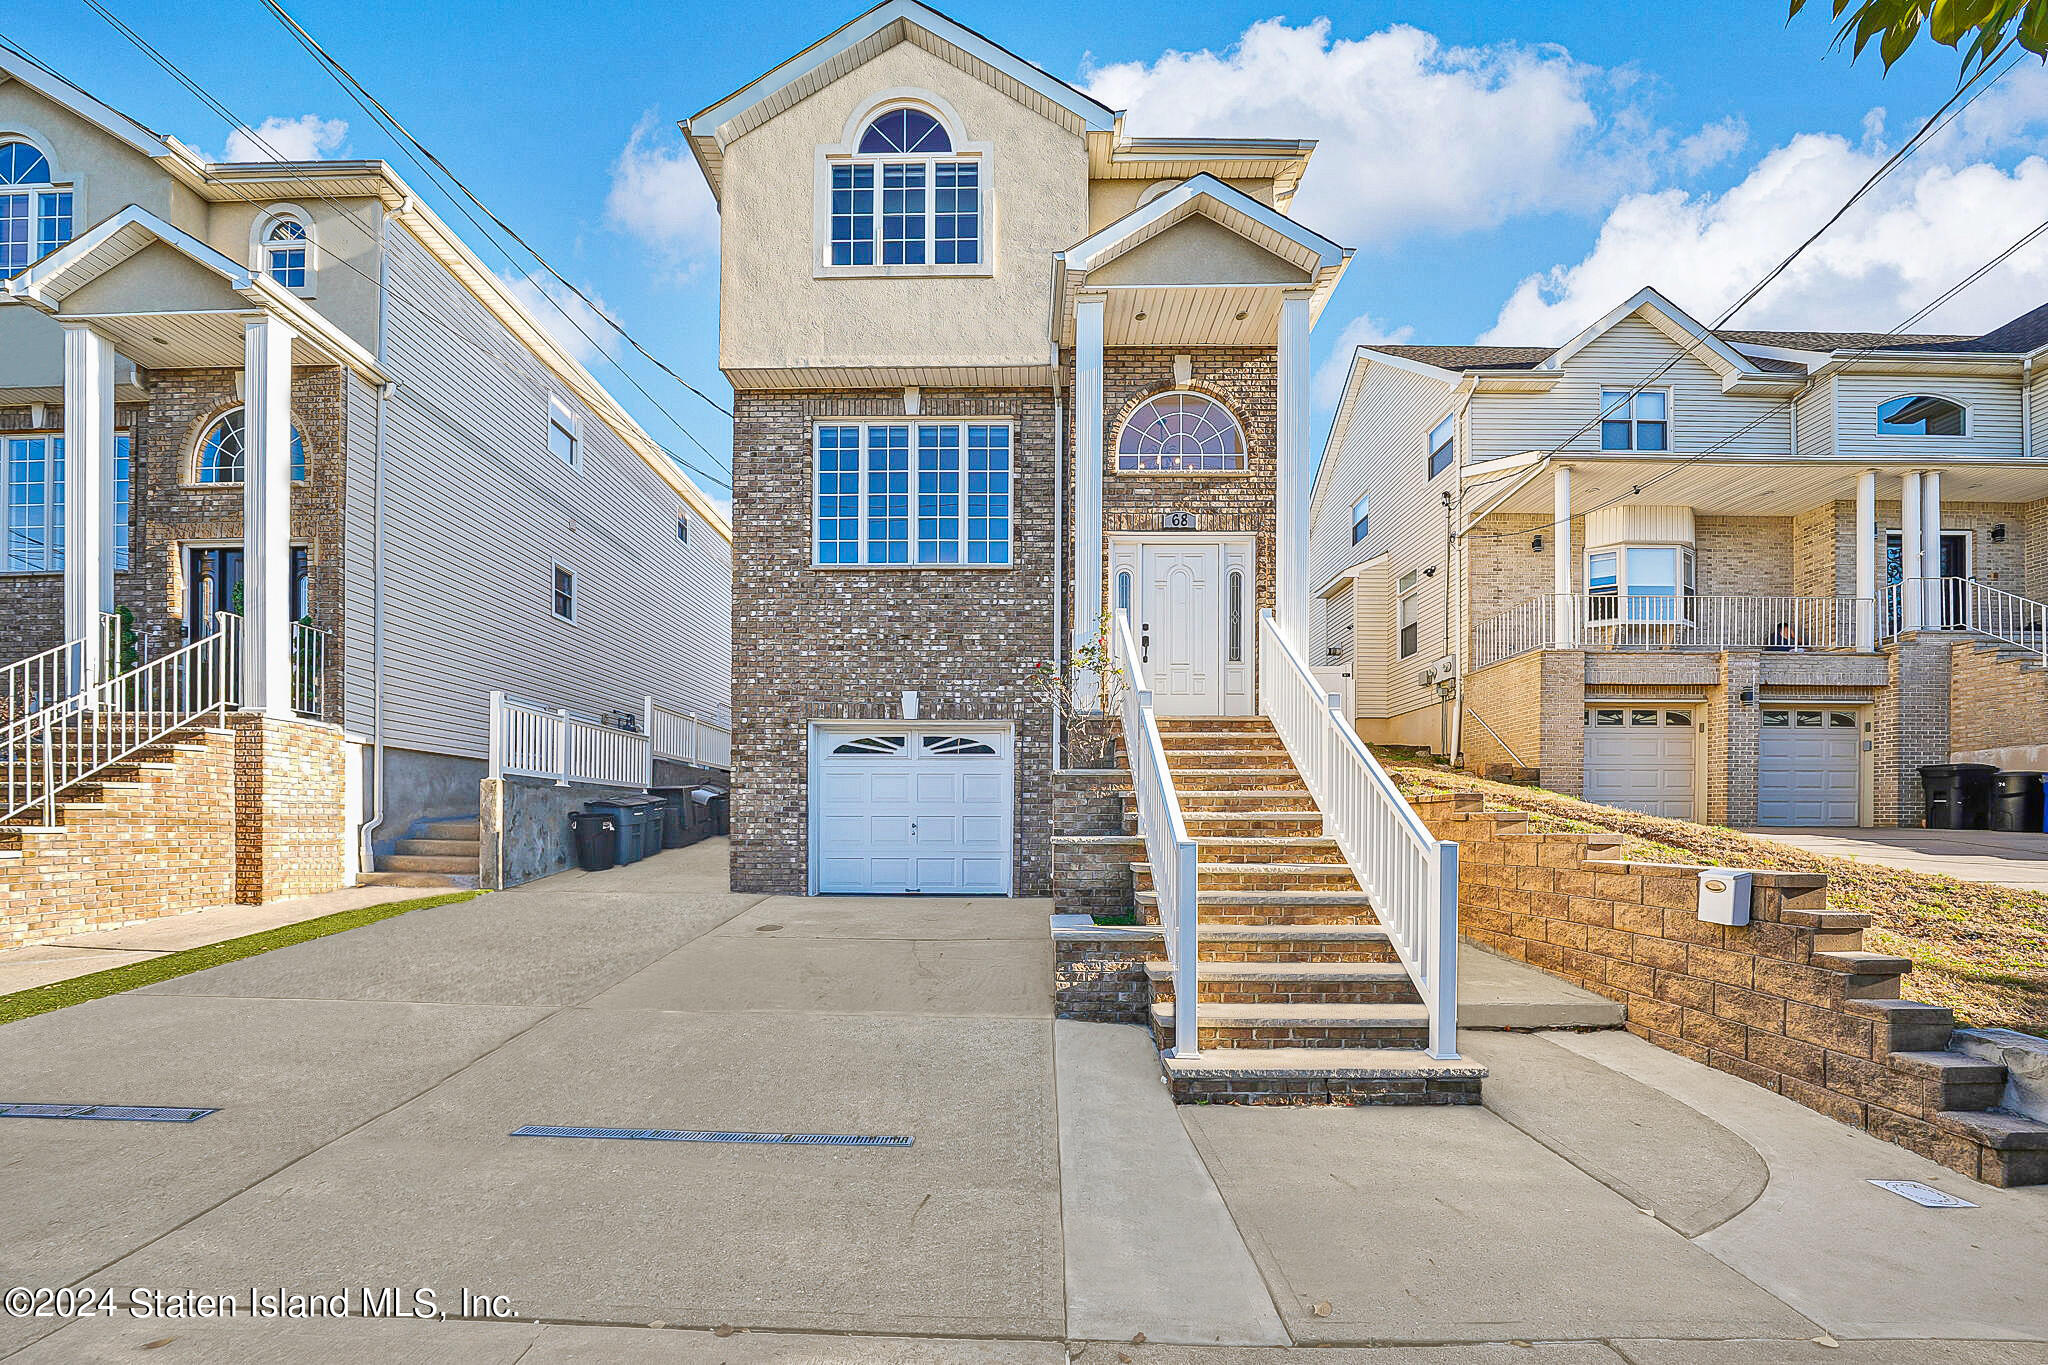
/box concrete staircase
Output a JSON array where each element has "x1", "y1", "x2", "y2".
[
  {"x1": 361, "y1": 817, "x2": 480, "y2": 889},
  {"x1": 1127, "y1": 716, "x2": 1485, "y2": 1105}
]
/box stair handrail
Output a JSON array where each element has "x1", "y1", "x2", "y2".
[
  {"x1": 1, "y1": 613, "x2": 241, "y2": 825},
  {"x1": 1883, "y1": 576, "x2": 2048, "y2": 658},
  {"x1": 1258, "y1": 609, "x2": 1461, "y2": 1060},
  {"x1": 0, "y1": 609, "x2": 119, "y2": 726},
  {"x1": 1111, "y1": 609, "x2": 1201, "y2": 1057}
]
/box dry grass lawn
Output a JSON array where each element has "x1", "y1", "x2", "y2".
[{"x1": 1380, "y1": 754, "x2": 2048, "y2": 1038}]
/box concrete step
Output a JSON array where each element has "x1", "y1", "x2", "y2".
[
  {"x1": 376, "y1": 853, "x2": 477, "y2": 874},
  {"x1": 1194, "y1": 924, "x2": 1399, "y2": 962},
  {"x1": 1151, "y1": 999, "x2": 1431, "y2": 1051},
  {"x1": 420, "y1": 819, "x2": 482, "y2": 840},
  {"x1": 1147, "y1": 959, "x2": 1421, "y2": 1006},
  {"x1": 1814, "y1": 949, "x2": 1913, "y2": 999},
  {"x1": 1932, "y1": 1110, "x2": 2048, "y2": 1186},
  {"x1": 1888, "y1": 1051, "x2": 2011, "y2": 1112},
  {"x1": 1137, "y1": 889, "x2": 1379, "y2": 925},
  {"x1": 1134, "y1": 861, "x2": 1359, "y2": 893},
  {"x1": 395, "y1": 838, "x2": 482, "y2": 857},
  {"x1": 1160, "y1": 1046, "x2": 1485, "y2": 1105},
  {"x1": 357, "y1": 869, "x2": 478, "y2": 889}
]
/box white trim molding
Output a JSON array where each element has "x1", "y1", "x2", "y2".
[{"x1": 248, "y1": 202, "x2": 319, "y2": 298}]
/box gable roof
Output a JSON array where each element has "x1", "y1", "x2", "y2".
[
  {"x1": 1367, "y1": 345, "x2": 1552, "y2": 372},
  {"x1": 1063, "y1": 172, "x2": 1347, "y2": 278},
  {"x1": 682, "y1": 0, "x2": 1116, "y2": 197}
]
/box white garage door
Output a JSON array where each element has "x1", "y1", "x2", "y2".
[
  {"x1": 1759, "y1": 708, "x2": 1861, "y2": 827},
  {"x1": 812, "y1": 727, "x2": 1012, "y2": 894},
  {"x1": 1584, "y1": 707, "x2": 1697, "y2": 819}
]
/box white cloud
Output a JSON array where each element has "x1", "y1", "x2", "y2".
[
  {"x1": 1084, "y1": 18, "x2": 1716, "y2": 246},
  {"x1": 1481, "y1": 115, "x2": 2048, "y2": 344},
  {"x1": 498, "y1": 270, "x2": 621, "y2": 368},
  {"x1": 1676, "y1": 117, "x2": 1748, "y2": 174},
  {"x1": 607, "y1": 112, "x2": 718, "y2": 275},
  {"x1": 221, "y1": 114, "x2": 348, "y2": 163},
  {"x1": 1314, "y1": 312, "x2": 1415, "y2": 408}
]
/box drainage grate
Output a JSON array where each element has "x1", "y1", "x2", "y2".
[
  {"x1": 0, "y1": 1103, "x2": 216, "y2": 1123},
  {"x1": 510, "y1": 1125, "x2": 911, "y2": 1147}
]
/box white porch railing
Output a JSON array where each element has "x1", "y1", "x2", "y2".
[
  {"x1": 1882, "y1": 577, "x2": 2048, "y2": 656},
  {"x1": 490, "y1": 692, "x2": 731, "y2": 788},
  {"x1": 1113, "y1": 609, "x2": 1200, "y2": 1057},
  {"x1": 1, "y1": 613, "x2": 122, "y2": 725},
  {"x1": 1473, "y1": 593, "x2": 1869, "y2": 669},
  {"x1": 1259, "y1": 609, "x2": 1461, "y2": 1060},
  {"x1": 2, "y1": 614, "x2": 241, "y2": 825},
  {"x1": 291, "y1": 621, "x2": 330, "y2": 721},
  {"x1": 645, "y1": 699, "x2": 732, "y2": 770}
]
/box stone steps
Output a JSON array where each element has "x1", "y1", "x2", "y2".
[
  {"x1": 1160, "y1": 1047, "x2": 1485, "y2": 1105},
  {"x1": 1157, "y1": 730, "x2": 1290, "y2": 752},
  {"x1": 1168, "y1": 790, "x2": 1319, "y2": 813},
  {"x1": 1147, "y1": 959, "x2": 1421, "y2": 1006},
  {"x1": 1159, "y1": 769, "x2": 1308, "y2": 792},
  {"x1": 1191, "y1": 924, "x2": 1400, "y2": 962},
  {"x1": 1174, "y1": 836, "x2": 1348, "y2": 865},
  {"x1": 1163, "y1": 812, "x2": 1326, "y2": 838},
  {"x1": 1155, "y1": 716, "x2": 1279, "y2": 733}
]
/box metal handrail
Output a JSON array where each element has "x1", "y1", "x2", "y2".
[
  {"x1": 291, "y1": 620, "x2": 330, "y2": 720},
  {"x1": 1881, "y1": 577, "x2": 2048, "y2": 657},
  {"x1": 1112, "y1": 609, "x2": 1200, "y2": 1057},
  {"x1": 1259, "y1": 609, "x2": 1460, "y2": 1060},
  {"x1": 1474, "y1": 593, "x2": 1870, "y2": 668}
]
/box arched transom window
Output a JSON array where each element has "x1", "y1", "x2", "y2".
[
  {"x1": 196, "y1": 408, "x2": 308, "y2": 484},
  {"x1": 265, "y1": 216, "x2": 309, "y2": 289},
  {"x1": 828, "y1": 105, "x2": 981, "y2": 268},
  {"x1": 1116, "y1": 392, "x2": 1245, "y2": 472},
  {"x1": 0, "y1": 139, "x2": 73, "y2": 276},
  {"x1": 1877, "y1": 394, "x2": 1965, "y2": 436}
]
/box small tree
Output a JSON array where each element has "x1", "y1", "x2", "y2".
[{"x1": 1031, "y1": 615, "x2": 1129, "y2": 766}]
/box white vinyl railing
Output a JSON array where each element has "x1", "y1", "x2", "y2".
[
  {"x1": 2, "y1": 614, "x2": 241, "y2": 825},
  {"x1": 1882, "y1": 578, "x2": 2048, "y2": 657},
  {"x1": 1259, "y1": 610, "x2": 1460, "y2": 1060},
  {"x1": 1113, "y1": 609, "x2": 1200, "y2": 1057},
  {"x1": 1473, "y1": 593, "x2": 1868, "y2": 668},
  {"x1": 292, "y1": 621, "x2": 330, "y2": 721},
  {"x1": 1, "y1": 613, "x2": 121, "y2": 726},
  {"x1": 489, "y1": 691, "x2": 731, "y2": 788}
]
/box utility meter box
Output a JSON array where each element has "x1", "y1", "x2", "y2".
[{"x1": 1697, "y1": 867, "x2": 1753, "y2": 926}]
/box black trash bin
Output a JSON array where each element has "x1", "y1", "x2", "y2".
[
  {"x1": 658, "y1": 795, "x2": 687, "y2": 849},
  {"x1": 1989, "y1": 771, "x2": 2046, "y2": 833},
  {"x1": 690, "y1": 786, "x2": 729, "y2": 836},
  {"x1": 586, "y1": 795, "x2": 664, "y2": 864},
  {"x1": 569, "y1": 810, "x2": 619, "y2": 872},
  {"x1": 1920, "y1": 763, "x2": 1998, "y2": 829}
]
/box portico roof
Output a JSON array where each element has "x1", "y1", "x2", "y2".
[
  {"x1": 1463, "y1": 450, "x2": 2048, "y2": 522},
  {"x1": 2, "y1": 206, "x2": 385, "y2": 381}
]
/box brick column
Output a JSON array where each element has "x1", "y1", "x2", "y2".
[
  {"x1": 231, "y1": 712, "x2": 350, "y2": 902},
  {"x1": 1875, "y1": 635, "x2": 1954, "y2": 826},
  {"x1": 1712, "y1": 652, "x2": 1763, "y2": 827}
]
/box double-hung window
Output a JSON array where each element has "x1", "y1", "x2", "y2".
[
  {"x1": 1397, "y1": 568, "x2": 1421, "y2": 658},
  {"x1": 5, "y1": 433, "x2": 131, "y2": 574},
  {"x1": 1586, "y1": 544, "x2": 1694, "y2": 623},
  {"x1": 815, "y1": 421, "x2": 1011, "y2": 565},
  {"x1": 1426, "y1": 414, "x2": 1455, "y2": 478},
  {"x1": 1599, "y1": 389, "x2": 1668, "y2": 451},
  {"x1": 827, "y1": 107, "x2": 982, "y2": 269},
  {"x1": 0, "y1": 141, "x2": 73, "y2": 276},
  {"x1": 548, "y1": 396, "x2": 580, "y2": 468},
  {"x1": 1350, "y1": 492, "x2": 1370, "y2": 544}
]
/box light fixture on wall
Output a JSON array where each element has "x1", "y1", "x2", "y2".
[
  {"x1": 1531, "y1": 534, "x2": 1544, "y2": 552},
  {"x1": 1740, "y1": 688, "x2": 1756, "y2": 706},
  {"x1": 1992, "y1": 523, "x2": 2008, "y2": 542}
]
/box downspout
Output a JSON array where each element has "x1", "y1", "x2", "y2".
[
  {"x1": 1051, "y1": 367, "x2": 1066, "y2": 772},
  {"x1": 1446, "y1": 389, "x2": 1474, "y2": 768},
  {"x1": 357, "y1": 214, "x2": 394, "y2": 875},
  {"x1": 2025, "y1": 355, "x2": 2035, "y2": 461}
]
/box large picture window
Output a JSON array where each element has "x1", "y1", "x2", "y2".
[
  {"x1": 815, "y1": 422, "x2": 1011, "y2": 566},
  {"x1": 827, "y1": 107, "x2": 981, "y2": 268},
  {"x1": 1586, "y1": 544, "x2": 1695, "y2": 623},
  {"x1": 4, "y1": 434, "x2": 131, "y2": 574},
  {"x1": 0, "y1": 140, "x2": 73, "y2": 276}
]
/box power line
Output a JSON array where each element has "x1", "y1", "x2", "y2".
[{"x1": 255, "y1": 0, "x2": 734, "y2": 423}]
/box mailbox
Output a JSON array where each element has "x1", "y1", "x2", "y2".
[{"x1": 1697, "y1": 868, "x2": 1753, "y2": 926}]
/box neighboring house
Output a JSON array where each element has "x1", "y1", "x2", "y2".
[
  {"x1": 0, "y1": 51, "x2": 730, "y2": 924},
  {"x1": 1312, "y1": 285, "x2": 2048, "y2": 828},
  {"x1": 686, "y1": 0, "x2": 1348, "y2": 897}
]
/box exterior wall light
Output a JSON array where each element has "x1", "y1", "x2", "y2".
[
  {"x1": 1532, "y1": 534, "x2": 1544, "y2": 552},
  {"x1": 1992, "y1": 523, "x2": 2007, "y2": 542}
]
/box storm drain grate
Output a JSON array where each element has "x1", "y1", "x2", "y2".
[
  {"x1": 0, "y1": 1103, "x2": 216, "y2": 1123},
  {"x1": 510, "y1": 1125, "x2": 911, "y2": 1147}
]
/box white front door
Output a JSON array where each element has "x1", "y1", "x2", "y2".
[
  {"x1": 1584, "y1": 706, "x2": 1697, "y2": 818},
  {"x1": 812, "y1": 726, "x2": 1012, "y2": 894},
  {"x1": 1759, "y1": 708, "x2": 1862, "y2": 826},
  {"x1": 1111, "y1": 539, "x2": 1253, "y2": 716}
]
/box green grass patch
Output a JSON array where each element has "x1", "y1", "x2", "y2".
[{"x1": 0, "y1": 891, "x2": 482, "y2": 1028}]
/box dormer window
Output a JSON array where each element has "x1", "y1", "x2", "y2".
[
  {"x1": 1877, "y1": 394, "x2": 1965, "y2": 436},
  {"x1": 822, "y1": 101, "x2": 985, "y2": 274},
  {"x1": 250, "y1": 205, "x2": 316, "y2": 294},
  {"x1": 0, "y1": 139, "x2": 73, "y2": 276}
]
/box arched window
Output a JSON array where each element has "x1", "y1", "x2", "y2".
[
  {"x1": 265, "y1": 217, "x2": 309, "y2": 289},
  {"x1": 1877, "y1": 394, "x2": 1965, "y2": 436},
  {"x1": 0, "y1": 138, "x2": 73, "y2": 275},
  {"x1": 828, "y1": 103, "x2": 981, "y2": 268},
  {"x1": 1115, "y1": 392, "x2": 1245, "y2": 472},
  {"x1": 1115, "y1": 569, "x2": 1132, "y2": 614},
  {"x1": 195, "y1": 408, "x2": 308, "y2": 484}
]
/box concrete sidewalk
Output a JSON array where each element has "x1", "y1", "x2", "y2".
[
  {"x1": 1740, "y1": 826, "x2": 2048, "y2": 892},
  {"x1": 3, "y1": 839, "x2": 2044, "y2": 1362}
]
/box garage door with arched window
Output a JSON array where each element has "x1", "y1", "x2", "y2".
[
  {"x1": 1758, "y1": 709, "x2": 1861, "y2": 826},
  {"x1": 811, "y1": 725, "x2": 1012, "y2": 894}
]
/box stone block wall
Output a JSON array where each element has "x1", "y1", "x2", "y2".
[
  {"x1": 1414, "y1": 790, "x2": 2017, "y2": 1183},
  {"x1": 229, "y1": 713, "x2": 351, "y2": 903},
  {"x1": 1052, "y1": 921, "x2": 1161, "y2": 1024}
]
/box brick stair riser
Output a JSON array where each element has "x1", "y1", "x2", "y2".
[
  {"x1": 1164, "y1": 771, "x2": 1309, "y2": 792},
  {"x1": 1157, "y1": 734, "x2": 1290, "y2": 753},
  {"x1": 1166, "y1": 1075, "x2": 1482, "y2": 1106},
  {"x1": 1197, "y1": 939, "x2": 1401, "y2": 964},
  {"x1": 1138, "y1": 816, "x2": 1327, "y2": 839},
  {"x1": 1155, "y1": 718, "x2": 1276, "y2": 733},
  {"x1": 1154, "y1": 792, "x2": 1318, "y2": 813},
  {"x1": 1141, "y1": 900, "x2": 1382, "y2": 926},
  {"x1": 1188, "y1": 842, "x2": 1348, "y2": 866},
  {"x1": 1135, "y1": 866, "x2": 1358, "y2": 893},
  {"x1": 1152, "y1": 1020, "x2": 1431, "y2": 1051},
  {"x1": 1155, "y1": 979, "x2": 1424, "y2": 1007}
]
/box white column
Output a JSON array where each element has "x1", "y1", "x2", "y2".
[
  {"x1": 1277, "y1": 290, "x2": 1312, "y2": 641},
  {"x1": 1921, "y1": 468, "x2": 1943, "y2": 628},
  {"x1": 1552, "y1": 463, "x2": 1575, "y2": 648},
  {"x1": 61, "y1": 324, "x2": 116, "y2": 688},
  {"x1": 1899, "y1": 470, "x2": 1923, "y2": 631},
  {"x1": 1072, "y1": 293, "x2": 1106, "y2": 703},
  {"x1": 243, "y1": 313, "x2": 296, "y2": 716},
  {"x1": 1853, "y1": 469, "x2": 1876, "y2": 650}
]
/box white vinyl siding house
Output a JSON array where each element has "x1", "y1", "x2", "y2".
[
  {"x1": 356, "y1": 223, "x2": 731, "y2": 762},
  {"x1": 1792, "y1": 375, "x2": 1835, "y2": 455}
]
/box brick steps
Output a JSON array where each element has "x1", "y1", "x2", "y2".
[
  {"x1": 1165, "y1": 812, "x2": 1326, "y2": 837},
  {"x1": 1161, "y1": 1047, "x2": 1486, "y2": 1104},
  {"x1": 1147, "y1": 959, "x2": 1420, "y2": 1005},
  {"x1": 1134, "y1": 860, "x2": 1359, "y2": 892},
  {"x1": 1136, "y1": 889, "x2": 1381, "y2": 925},
  {"x1": 1157, "y1": 730, "x2": 1290, "y2": 752},
  {"x1": 1194, "y1": 924, "x2": 1399, "y2": 962},
  {"x1": 1160, "y1": 768, "x2": 1307, "y2": 792},
  {"x1": 1151, "y1": 1000, "x2": 1432, "y2": 1051},
  {"x1": 1166, "y1": 790, "x2": 1319, "y2": 813}
]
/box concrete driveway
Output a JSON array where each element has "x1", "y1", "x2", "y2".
[
  {"x1": 3, "y1": 839, "x2": 2045, "y2": 1363},
  {"x1": 1741, "y1": 826, "x2": 2048, "y2": 892}
]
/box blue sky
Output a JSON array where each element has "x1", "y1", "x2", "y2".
[{"x1": 12, "y1": 0, "x2": 2048, "y2": 493}]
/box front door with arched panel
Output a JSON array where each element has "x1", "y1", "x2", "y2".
[{"x1": 1109, "y1": 534, "x2": 1255, "y2": 716}]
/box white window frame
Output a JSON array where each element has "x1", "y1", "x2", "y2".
[
  {"x1": 550, "y1": 561, "x2": 577, "y2": 623},
  {"x1": 812, "y1": 418, "x2": 1015, "y2": 568},
  {"x1": 1426, "y1": 413, "x2": 1455, "y2": 479},
  {"x1": 1586, "y1": 542, "x2": 1696, "y2": 625},
  {"x1": 248, "y1": 203, "x2": 318, "y2": 297},
  {"x1": 1350, "y1": 492, "x2": 1369, "y2": 544},
  {"x1": 188, "y1": 406, "x2": 309, "y2": 486},
  {"x1": 1113, "y1": 390, "x2": 1247, "y2": 475},
  {"x1": 1599, "y1": 388, "x2": 1671, "y2": 452},
  {"x1": 1397, "y1": 569, "x2": 1421, "y2": 659},
  {"x1": 0, "y1": 133, "x2": 76, "y2": 276},
  {"x1": 1874, "y1": 393, "x2": 1968, "y2": 437},
  {"x1": 3, "y1": 429, "x2": 131, "y2": 575},
  {"x1": 548, "y1": 395, "x2": 581, "y2": 469},
  {"x1": 813, "y1": 89, "x2": 993, "y2": 280}
]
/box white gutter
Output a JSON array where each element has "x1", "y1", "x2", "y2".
[{"x1": 2026, "y1": 355, "x2": 2035, "y2": 460}]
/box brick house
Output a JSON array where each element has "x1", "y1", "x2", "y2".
[
  {"x1": 0, "y1": 51, "x2": 730, "y2": 931},
  {"x1": 688, "y1": 0, "x2": 1349, "y2": 896},
  {"x1": 1312, "y1": 286, "x2": 2048, "y2": 829}
]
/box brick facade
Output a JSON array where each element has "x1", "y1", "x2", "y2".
[
  {"x1": 1949, "y1": 639, "x2": 2048, "y2": 757},
  {"x1": 229, "y1": 713, "x2": 351, "y2": 903}
]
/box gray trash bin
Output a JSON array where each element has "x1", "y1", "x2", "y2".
[{"x1": 586, "y1": 796, "x2": 664, "y2": 864}]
